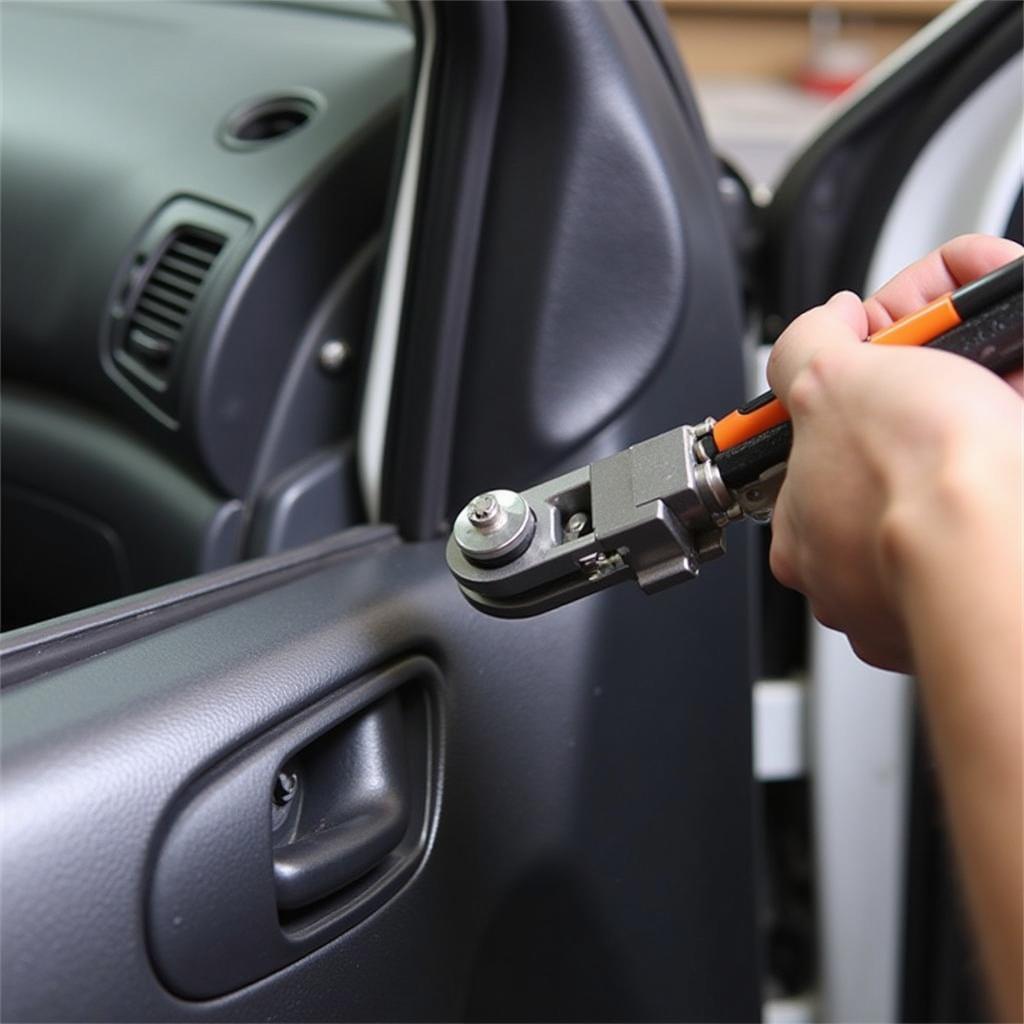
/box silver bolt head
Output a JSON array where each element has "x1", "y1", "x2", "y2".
[
  {"x1": 565, "y1": 511, "x2": 589, "y2": 537},
  {"x1": 453, "y1": 489, "x2": 534, "y2": 565},
  {"x1": 318, "y1": 339, "x2": 353, "y2": 375},
  {"x1": 467, "y1": 492, "x2": 501, "y2": 528}
]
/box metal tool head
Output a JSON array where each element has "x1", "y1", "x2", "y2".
[
  {"x1": 451, "y1": 489, "x2": 535, "y2": 566},
  {"x1": 446, "y1": 424, "x2": 744, "y2": 618}
]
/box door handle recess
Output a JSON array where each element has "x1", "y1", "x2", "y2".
[
  {"x1": 148, "y1": 656, "x2": 439, "y2": 1000},
  {"x1": 272, "y1": 692, "x2": 410, "y2": 911}
]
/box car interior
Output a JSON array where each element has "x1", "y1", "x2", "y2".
[
  {"x1": 2, "y1": 0, "x2": 416, "y2": 629},
  {"x1": 1, "y1": 1, "x2": 1020, "y2": 1021}
]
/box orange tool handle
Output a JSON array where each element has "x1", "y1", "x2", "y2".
[
  {"x1": 712, "y1": 255, "x2": 1024, "y2": 455},
  {"x1": 711, "y1": 293, "x2": 961, "y2": 454}
]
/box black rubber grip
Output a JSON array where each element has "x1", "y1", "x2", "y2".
[
  {"x1": 716, "y1": 422, "x2": 792, "y2": 490},
  {"x1": 716, "y1": 289, "x2": 1023, "y2": 491},
  {"x1": 925, "y1": 290, "x2": 1023, "y2": 373},
  {"x1": 950, "y1": 255, "x2": 1023, "y2": 320}
]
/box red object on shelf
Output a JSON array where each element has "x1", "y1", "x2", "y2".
[
  {"x1": 795, "y1": 65, "x2": 864, "y2": 96},
  {"x1": 799, "y1": 9, "x2": 875, "y2": 98}
]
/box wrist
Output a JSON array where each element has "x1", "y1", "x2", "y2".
[{"x1": 879, "y1": 433, "x2": 1022, "y2": 651}]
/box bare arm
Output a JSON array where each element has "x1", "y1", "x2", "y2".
[{"x1": 766, "y1": 235, "x2": 1023, "y2": 1021}]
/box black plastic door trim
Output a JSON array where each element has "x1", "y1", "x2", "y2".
[{"x1": 0, "y1": 525, "x2": 396, "y2": 689}]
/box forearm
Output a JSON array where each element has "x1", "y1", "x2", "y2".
[
  {"x1": 765, "y1": 237, "x2": 1024, "y2": 1017},
  {"x1": 888, "y1": 455, "x2": 1023, "y2": 1021}
]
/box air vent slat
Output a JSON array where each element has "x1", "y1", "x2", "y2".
[
  {"x1": 150, "y1": 269, "x2": 200, "y2": 298},
  {"x1": 120, "y1": 225, "x2": 226, "y2": 373},
  {"x1": 142, "y1": 282, "x2": 194, "y2": 313},
  {"x1": 168, "y1": 240, "x2": 222, "y2": 265},
  {"x1": 131, "y1": 309, "x2": 181, "y2": 339},
  {"x1": 136, "y1": 303, "x2": 187, "y2": 331},
  {"x1": 171, "y1": 233, "x2": 222, "y2": 255},
  {"x1": 159, "y1": 254, "x2": 209, "y2": 283}
]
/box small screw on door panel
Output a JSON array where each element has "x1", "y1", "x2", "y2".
[{"x1": 318, "y1": 338, "x2": 353, "y2": 375}]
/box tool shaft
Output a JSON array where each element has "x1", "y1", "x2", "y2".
[
  {"x1": 713, "y1": 259, "x2": 1024, "y2": 490},
  {"x1": 447, "y1": 256, "x2": 1024, "y2": 618},
  {"x1": 711, "y1": 256, "x2": 1023, "y2": 459}
]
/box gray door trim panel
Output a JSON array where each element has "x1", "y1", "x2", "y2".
[
  {"x1": 2, "y1": 532, "x2": 758, "y2": 1021},
  {"x1": 0, "y1": 525, "x2": 396, "y2": 688}
]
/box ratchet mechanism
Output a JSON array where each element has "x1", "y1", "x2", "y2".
[{"x1": 447, "y1": 256, "x2": 1024, "y2": 618}]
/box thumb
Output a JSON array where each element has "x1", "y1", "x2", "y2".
[{"x1": 767, "y1": 291, "x2": 867, "y2": 406}]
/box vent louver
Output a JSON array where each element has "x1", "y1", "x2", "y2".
[{"x1": 123, "y1": 227, "x2": 225, "y2": 368}]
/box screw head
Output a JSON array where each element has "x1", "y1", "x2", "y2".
[
  {"x1": 452, "y1": 489, "x2": 534, "y2": 565},
  {"x1": 318, "y1": 339, "x2": 353, "y2": 375},
  {"x1": 272, "y1": 771, "x2": 298, "y2": 807},
  {"x1": 467, "y1": 492, "x2": 501, "y2": 529},
  {"x1": 565, "y1": 512, "x2": 589, "y2": 537}
]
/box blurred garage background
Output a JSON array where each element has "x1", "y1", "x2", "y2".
[{"x1": 663, "y1": 0, "x2": 952, "y2": 188}]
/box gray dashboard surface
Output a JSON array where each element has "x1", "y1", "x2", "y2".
[
  {"x1": 1, "y1": 1, "x2": 414, "y2": 615},
  {"x1": 1, "y1": 0, "x2": 413, "y2": 410}
]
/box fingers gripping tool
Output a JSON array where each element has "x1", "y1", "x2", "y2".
[{"x1": 446, "y1": 257, "x2": 1024, "y2": 618}]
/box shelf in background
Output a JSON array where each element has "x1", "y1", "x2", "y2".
[
  {"x1": 662, "y1": 0, "x2": 951, "y2": 80},
  {"x1": 663, "y1": 1, "x2": 952, "y2": 18}
]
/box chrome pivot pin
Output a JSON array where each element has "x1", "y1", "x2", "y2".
[{"x1": 453, "y1": 489, "x2": 535, "y2": 566}]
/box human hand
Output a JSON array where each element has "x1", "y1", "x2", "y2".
[{"x1": 765, "y1": 234, "x2": 1024, "y2": 671}]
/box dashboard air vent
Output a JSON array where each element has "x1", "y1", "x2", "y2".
[{"x1": 123, "y1": 228, "x2": 225, "y2": 368}]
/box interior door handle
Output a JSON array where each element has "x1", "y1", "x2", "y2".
[
  {"x1": 272, "y1": 693, "x2": 410, "y2": 912},
  {"x1": 149, "y1": 657, "x2": 438, "y2": 999}
]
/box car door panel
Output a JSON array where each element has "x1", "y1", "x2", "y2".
[
  {"x1": 2, "y1": 525, "x2": 757, "y2": 1022},
  {"x1": 2, "y1": 1, "x2": 767, "y2": 1020},
  {"x1": 385, "y1": 0, "x2": 749, "y2": 538}
]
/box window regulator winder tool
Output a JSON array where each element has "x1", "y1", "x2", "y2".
[{"x1": 446, "y1": 256, "x2": 1024, "y2": 618}]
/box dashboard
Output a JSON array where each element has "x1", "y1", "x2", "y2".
[{"x1": 1, "y1": 1, "x2": 415, "y2": 628}]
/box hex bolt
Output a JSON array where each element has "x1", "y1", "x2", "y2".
[
  {"x1": 565, "y1": 512, "x2": 589, "y2": 537},
  {"x1": 272, "y1": 771, "x2": 298, "y2": 807},
  {"x1": 318, "y1": 338, "x2": 353, "y2": 375},
  {"x1": 467, "y1": 492, "x2": 500, "y2": 529},
  {"x1": 453, "y1": 489, "x2": 534, "y2": 565}
]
